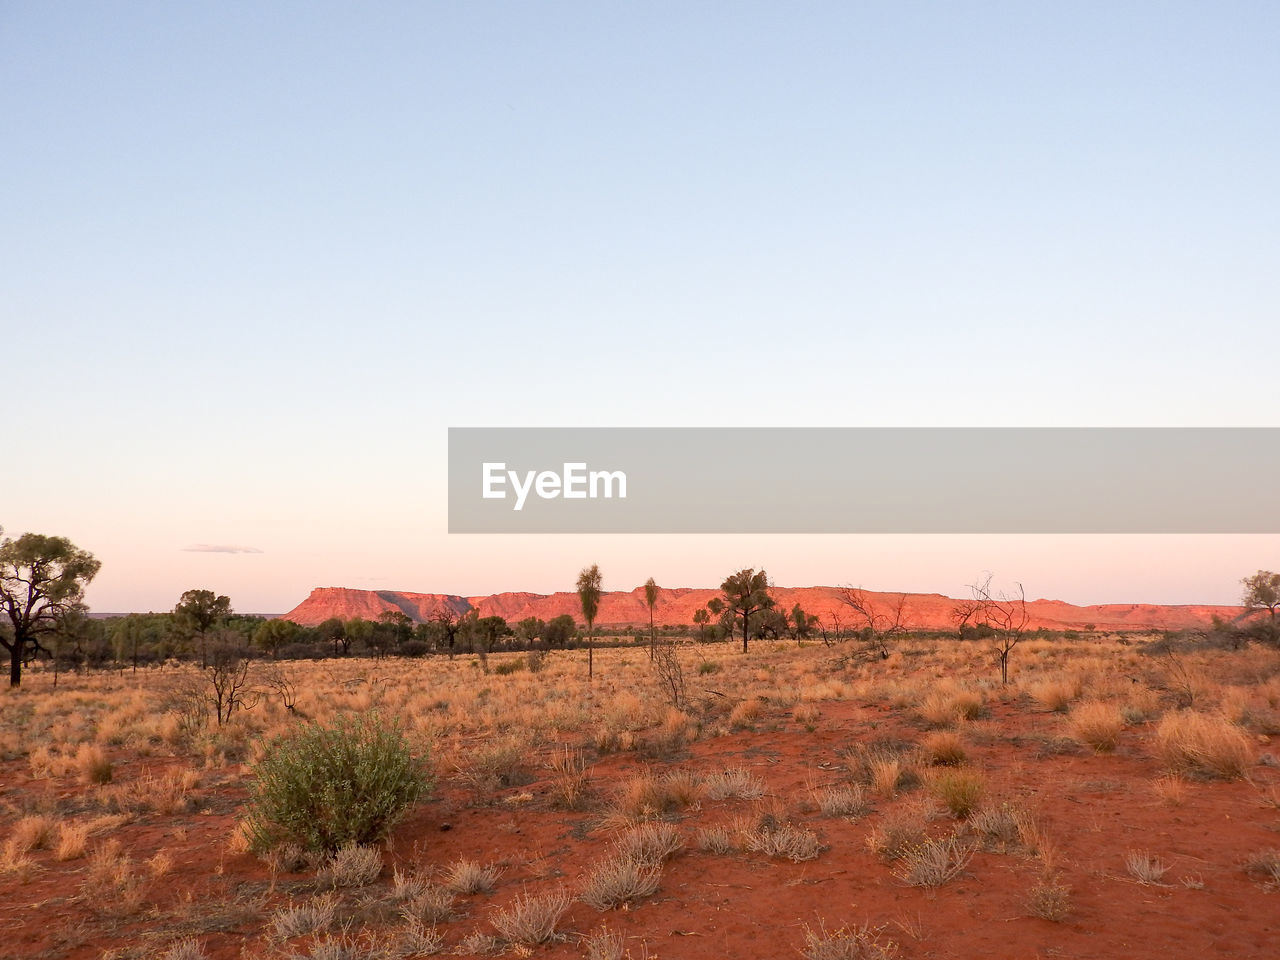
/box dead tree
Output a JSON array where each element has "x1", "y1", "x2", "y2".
[
  {"x1": 969, "y1": 574, "x2": 1029, "y2": 685},
  {"x1": 837, "y1": 587, "x2": 910, "y2": 659}
]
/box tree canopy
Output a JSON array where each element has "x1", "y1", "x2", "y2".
[{"x1": 0, "y1": 529, "x2": 101, "y2": 686}]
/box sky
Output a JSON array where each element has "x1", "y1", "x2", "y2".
[{"x1": 3, "y1": 2, "x2": 1277, "y2": 613}]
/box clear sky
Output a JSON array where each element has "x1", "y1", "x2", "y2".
[{"x1": 3, "y1": 2, "x2": 1277, "y2": 612}]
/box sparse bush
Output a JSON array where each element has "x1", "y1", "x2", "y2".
[
  {"x1": 742, "y1": 819, "x2": 823, "y2": 861},
  {"x1": 323, "y1": 842, "x2": 382, "y2": 887},
  {"x1": 612, "y1": 822, "x2": 683, "y2": 865},
  {"x1": 443, "y1": 858, "x2": 500, "y2": 895},
  {"x1": 801, "y1": 920, "x2": 900, "y2": 960},
  {"x1": 697, "y1": 824, "x2": 736, "y2": 854},
  {"x1": 703, "y1": 767, "x2": 764, "y2": 801},
  {"x1": 401, "y1": 884, "x2": 457, "y2": 924},
  {"x1": 246, "y1": 713, "x2": 428, "y2": 853},
  {"x1": 1026, "y1": 873, "x2": 1072, "y2": 921},
  {"x1": 812, "y1": 783, "x2": 870, "y2": 818},
  {"x1": 892, "y1": 834, "x2": 975, "y2": 887},
  {"x1": 1242, "y1": 848, "x2": 1280, "y2": 887},
  {"x1": 582, "y1": 925, "x2": 626, "y2": 960},
  {"x1": 490, "y1": 889, "x2": 570, "y2": 944},
  {"x1": 270, "y1": 893, "x2": 338, "y2": 941},
  {"x1": 967, "y1": 803, "x2": 1027, "y2": 852},
  {"x1": 156, "y1": 940, "x2": 209, "y2": 960},
  {"x1": 580, "y1": 854, "x2": 662, "y2": 910},
  {"x1": 1125, "y1": 849, "x2": 1169, "y2": 885}
]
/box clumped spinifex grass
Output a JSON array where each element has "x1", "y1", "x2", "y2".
[
  {"x1": 1025, "y1": 873, "x2": 1072, "y2": 921},
  {"x1": 703, "y1": 767, "x2": 765, "y2": 801},
  {"x1": 920, "y1": 730, "x2": 967, "y2": 767},
  {"x1": 612, "y1": 821, "x2": 683, "y2": 865},
  {"x1": 322, "y1": 842, "x2": 382, "y2": 888},
  {"x1": 1070, "y1": 701, "x2": 1125, "y2": 753},
  {"x1": 1241, "y1": 848, "x2": 1280, "y2": 887},
  {"x1": 812, "y1": 782, "x2": 871, "y2": 818},
  {"x1": 443, "y1": 858, "x2": 501, "y2": 895},
  {"x1": 579, "y1": 853, "x2": 662, "y2": 910},
  {"x1": 801, "y1": 920, "x2": 900, "y2": 960},
  {"x1": 489, "y1": 888, "x2": 570, "y2": 945},
  {"x1": 891, "y1": 834, "x2": 976, "y2": 888},
  {"x1": 928, "y1": 768, "x2": 986, "y2": 819},
  {"x1": 1125, "y1": 849, "x2": 1169, "y2": 885},
  {"x1": 269, "y1": 893, "x2": 338, "y2": 941},
  {"x1": 1153, "y1": 712, "x2": 1253, "y2": 780}
]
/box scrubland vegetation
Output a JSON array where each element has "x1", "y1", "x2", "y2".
[{"x1": 1, "y1": 625, "x2": 1279, "y2": 959}]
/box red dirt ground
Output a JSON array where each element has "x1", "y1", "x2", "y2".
[{"x1": 5, "y1": 692, "x2": 1277, "y2": 960}]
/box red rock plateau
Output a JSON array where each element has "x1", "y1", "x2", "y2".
[{"x1": 281, "y1": 584, "x2": 1243, "y2": 632}]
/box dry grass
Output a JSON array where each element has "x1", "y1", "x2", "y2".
[
  {"x1": 1124, "y1": 849, "x2": 1169, "y2": 885},
  {"x1": 548, "y1": 746, "x2": 592, "y2": 810},
  {"x1": 75, "y1": 742, "x2": 113, "y2": 784},
  {"x1": 919, "y1": 730, "x2": 967, "y2": 766},
  {"x1": 400, "y1": 883, "x2": 457, "y2": 924},
  {"x1": 490, "y1": 888, "x2": 570, "y2": 944},
  {"x1": 1242, "y1": 848, "x2": 1280, "y2": 887},
  {"x1": 612, "y1": 821, "x2": 683, "y2": 865},
  {"x1": 812, "y1": 782, "x2": 870, "y2": 819},
  {"x1": 1153, "y1": 712, "x2": 1253, "y2": 780},
  {"x1": 703, "y1": 767, "x2": 765, "y2": 801},
  {"x1": 801, "y1": 920, "x2": 900, "y2": 960},
  {"x1": 443, "y1": 858, "x2": 501, "y2": 895},
  {"x1": 1150, "y1": 775, "x2": 1187, "y2": 806},
  {"x1": 741, "y1": 818, "x2": 823, "y2": 861},
  {"x1": 866, "y1": 804, "x2": 932, "y2": 862},
  {"x1": 269, "y1": 893, "x2": 338, "y2": 941},
  {"x1": 1026, "y1": 872, "x2": 1073, "y2": 921},
  {"x1": 891, "y1": 834, "x2": 976, "y2": 888},
  {"x1": 322, "y1": 842, "x2": 382, "y2": 888},
  {"x1": 9, "y1": 814, "x2": 57, "y2": 853},
  {"x1": 580, "y1": 852, "x2": 663, "y2": 910},
  {"x1": 581, "y1": 925, "x2": 626, "y2": 960},
  {"x1": 1070, "y1": 701, "x2": 1125, "y2": 753},
  {"x1": 928, "y1": 768, "x2": 986, "y2": 819}
]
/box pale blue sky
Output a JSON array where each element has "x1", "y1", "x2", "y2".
[{"x1": 3, "y1": 3, "x2": 1277, "y2": 611}]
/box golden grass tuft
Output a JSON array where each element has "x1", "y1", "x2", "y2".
[
  {"x1": 1070, "y1": 701, "x2": 1125, "y2": 753},
  {"x1": 1153, "y1": 712, "x2": 1253, "y2": 780}
]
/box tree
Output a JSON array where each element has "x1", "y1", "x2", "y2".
[
  {"x1": 969, "y1": 574, "x2": 1029, "y2": 685},
  {"x1": 577, "y1": 564, "x2": 602, "y2": 679},
  {"x1": 692, "y1": 607, "x2": 711, "y2": 642},
  {"x1": 543, "y1": 614, "x2": 576, "y2": 648},
  {"x1": 0, "y1": 529, "x2": 101, "y2": 687},
  {"x1": 253, "y1": 618, "x2": 300, "y2": 658},
  {"x1": 427, "y1": 607, "x2": 462, "y2": 657},
  {"x1": 174, "y1": 588, "x2": 232, "y2": 669},
  {"x1": 720, "y1": 568, "x2": 774, "y2": 654},
  {"x1": 516, "y1": 616, "x2": 546, "y2": 647},
  {"x1": 837, "y1": 587, "x2": 910, "y2": 659},
  {"x1": 643, "y1": 577, "x2": 659, "y2": 660},
  {"x1": 1242, "y1": 570, "x2": 1280, "y2": 621},
  {"x1": 316, "y1": 617, "x2": 348, "y2": 657},
  {"x1": 789, "y1": 602, "x2": 819, "y2": 643}
]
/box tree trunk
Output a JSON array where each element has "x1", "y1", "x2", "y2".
[
  {"x1": 742, "y1": 617, "x2": 749, "y2": 654},
  {"x1": 9, "y1": 644, "x2": 21, "y2": 687}
]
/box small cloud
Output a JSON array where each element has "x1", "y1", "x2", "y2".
[{"x1": 181, "y1": 544, "x2": 264, "y2": 554}]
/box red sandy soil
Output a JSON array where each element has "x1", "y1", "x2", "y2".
[
  {"x1": 6, "y1": 689, "x2": 1277, "y2": 960},
  {"x1": 281, "y1": 585, "x2": 1245, "y2": 634}
]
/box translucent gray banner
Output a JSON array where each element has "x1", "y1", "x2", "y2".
[{"x1": 448, "y1": 428, "x2": 1280, "y2": 533}]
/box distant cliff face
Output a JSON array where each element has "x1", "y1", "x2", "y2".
[{"x1": 279, "y1": 585, "x2": 1242, "y2": 632}]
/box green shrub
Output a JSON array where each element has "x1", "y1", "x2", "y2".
[{"x1": 247, "y1": 713, "x2": 429, "y2": 853}]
